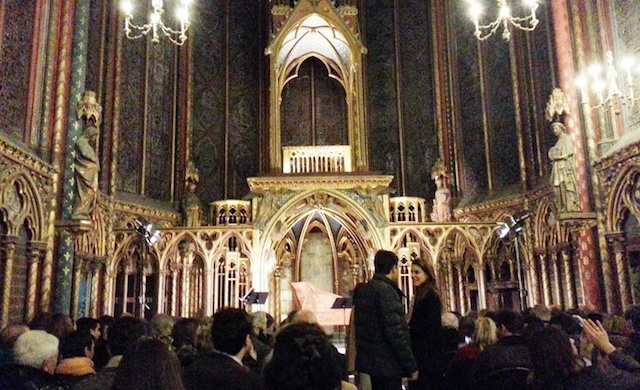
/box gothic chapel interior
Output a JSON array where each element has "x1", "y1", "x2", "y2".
[{"x1": 1, "y1": 0, "x2": 640, "y2": 327}]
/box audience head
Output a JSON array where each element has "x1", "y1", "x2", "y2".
[
  {"x1": 0, "y1": 324, "x2": 29, "y2": 351},
  {"x1": 441, "y1": 312, "x2": 459, "y2": 330},
  {"x1": 251, "y1": 311, "x2": 268, "y2": 334},
  {"x1": 265, "y1": 312, "x2": 276, "y2": 331},
  {"x1": 211, "y1": 308, "x2": 252, "y2": 356},
  {"x1": 112, "y1": 337, "x2": 185, "y2": 390},
  {"x1": 528, "y1": 326, "x2": 582, "y2": 390},
  {"x1": 493, "y1": 309, "x2": 524, "y2": 336},
  {"x1": 624, "y1": 305, "x2": 640, "y2": 331},
  {"x1": 411, "y1": 258, "x2": 436, "y2": 290},
  {"x1": 530, "y1": 304, "x2": 552, "y2": 322},
  {"x1": 603, "y1": 314, "x2": 633, "y2": 335},
  {"x1": 472, "y1": 316, "x2": 498, "y2": 351},
  {"x1": 46, "y1": 313, "x2": 75, "y2": 340},
  {"x1": 107, "y1": 316, "x2": 150, "y2": 357},
  {"x1": 76, "y1": 317, "x2": 101, "y2": 340},
  {"x1": 458, "y1": 316, "x2": 476, "y2": 339},
  {"x1": 374, "y1": 250, "x2": 398, "y2": 276},
  {"x1": 194, "y1": 319, "x2": 213, "y2": 354},
  {"x1": 291, "y1": 310, "x2": 318, "y2": 325},
  {"x1": 171, "y1": 318, "x2": 198, "y2": 348},
  {"x1": 98, "y1": 315, "x2": 114, "y2": 340},
  {"x1": 550, "y1": 312, "x2": 582, "y2": 337},
  {"x1": 59, "y1": 331, "x2": 94, "y2": 360},
  {"x1": 28, "y1": 312, "x2": 52, "y2": 331},
  {"x1": 264, "y1": 323, "x2": 342, "y2": 390},
  {"x1": 13, "y1": 330, "x2": 59, "y2": 374},
  {"x1": 150, "y1": 313, "x2": 175, "y2": 345}
]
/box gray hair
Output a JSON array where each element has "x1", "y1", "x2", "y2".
[
  {"x1": 13, "y1": 330, "x2": 59, "y2": 369},
  {"x1": 441, "y1": 312, "x2": 459, "y2": 329}
]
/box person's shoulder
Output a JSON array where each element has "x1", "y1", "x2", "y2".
[{"x1": 341, "y1": 380, "x2": 358, "y2": 390}]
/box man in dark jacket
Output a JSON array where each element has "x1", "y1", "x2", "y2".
[
  {"x1": 353, "y1": 250, "x2": 418, "y2": 390},
  {"x1": 183, "y1": 307, "x2": 265, "y2": 390}
]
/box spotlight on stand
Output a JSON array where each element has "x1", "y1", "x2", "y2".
[
  {"x1": 133, "y1": 217, "x2": 161, "y2": 245},
  {"x1": 495, "y1": 210, "x2": 531, "y2": 311}
]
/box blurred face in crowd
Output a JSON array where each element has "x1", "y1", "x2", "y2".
[
  {"x1": 411, "y1": 264, "x2": 428, "y2": 287},
  {"x1": 90, "y1": 324, "x2": 101, "y2": 340}
]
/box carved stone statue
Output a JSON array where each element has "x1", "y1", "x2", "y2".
[
  {"x1": 549, "y1": 122, "x2": 581, "y2": 212},
  {"x1": 182, "y1": 161, "x2": 202, "y2": 227},
  {"x1": 430, "y1": 159, "x2": 452, "y2": 222},
  {"x1": 72, "y1": 126, "x2": 100, "y2": 220}
]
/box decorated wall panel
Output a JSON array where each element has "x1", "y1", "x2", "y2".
[
  {"x1": 145, "y1": 43, "x2": 176, "y2": 201},
  {"x1": 398, "y1": 0, "x2": 437, "y2": 199},
  {"x1": 227, "y1": 0, "x2": 261, "y2": 200},
  {"x1": 116, "y1": 38, "x2": 146, "y2": 194},
  {"x1": 0, "y1": 0, "x2": 37, "y2": 142},
  {"x1": 451, "y1": 0, "x2": 487, "y2": 197},
  {"x1": 484, "y1": 40, "x2": 519, "y2": 188},
  {"x1": 191, "y1": 1, "x2": 230, "y2": 204},
  {"x1": 363, "y1": 1, "x2": 401, "y2": 188}
]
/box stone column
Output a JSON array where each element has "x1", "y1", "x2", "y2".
[
  {"x1": 456, "y1": 264, "x2": 466, "y2": 314},
  {"x1": 26, "y1": 243, "x2": 45, "y2": 323},
  {"x1": 1, "y1": 236, "x2": 18, "y2": 328}
]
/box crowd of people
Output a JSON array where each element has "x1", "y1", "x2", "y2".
[{"x1": 2, "y1": 250, "x2": 640, "y2": 390}]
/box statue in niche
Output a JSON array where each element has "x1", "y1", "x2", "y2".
[
  {"x1": 182, "y1": 161, "x2": 202, "y2": 227},
  {"x1": 72, "y1": 92, "x2": 102, "y2": 220},
  {"x1": 549, "y1": 122, "x2": 581, "y2": 212},
  {"x1": 430, "y1": 159, "x2": 452, "y2": 222}
]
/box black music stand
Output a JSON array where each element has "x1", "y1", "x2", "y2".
[
  {"x1": 242, "y1": 290, "x2": 269, "y2": 305},
  {"x1": 332, "y1": 297, "x2": 353, "y2": 343}
]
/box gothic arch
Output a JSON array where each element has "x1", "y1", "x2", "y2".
[
  {"x1": 606, "y1": 166, "x2": 640, "y2": 232},
  {"x1": 0, "y1": 168, "x2": 47, "y2": 240}
]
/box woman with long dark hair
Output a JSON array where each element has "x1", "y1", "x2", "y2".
[
  {"x1": 408, "y1": 258, "x2": 443, "y2": 389},
  {"x1": 111, "y1": 337, "x2": 185, "y2": 390}
]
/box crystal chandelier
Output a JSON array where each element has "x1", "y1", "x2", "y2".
[
  {"x1": 576, "y1": 51, "x2": 639, "y2": 112},
  {"x1": 467, "y1": 0, "x2": 539, "y2": 41},
  {"x1": 120, "y1": 0, "x2": 191, "y2": 46}
]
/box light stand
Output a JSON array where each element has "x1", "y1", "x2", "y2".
[
  {"x1": 133, "y1": 217, "x2": 160, "y2": 318},
  {"x1": 496, "y1": 211, "x2": 531, "y2": 311}
]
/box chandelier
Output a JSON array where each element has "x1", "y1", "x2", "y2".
[
  {"x1": 467, "y1": 0, "x2": 539, "y2": 41},
  {"x1": 120, "y1": 0, "x2": 191, "y2": 46},
  {"x1": 576, "y1": 51, "x2": 639, "y2": 112}
]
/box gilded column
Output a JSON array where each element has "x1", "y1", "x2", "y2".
[
  {"x1": 1, "y1": 236, "x2": 18, "y2": 328},
  {"x1": 551, "y1": 0, "x2": 603, "y2": 311},
  {"x1": 179, "y1": 242, "x2": 195, "y2": 317},
  {"x1": 26, "y1": 243, "x2": 44, "y2": 322},
  {"x1": 561, "y1": 249, "x2": 575, "y2": 308},
  {"x1": 550, "y1": 251, "x2": 562, "y2": 305},
  {"x1": 608, "y1": 233, "x2": 631, "y2": 312},
  {"x1": 446, "y1": 263, "x2": 455, "y2": 313},
  {"x1": 171, "y1": 266, "x2": 179, "y2": 317},
  {"x1": 89, "y1": 259, "x2": 103, "y2": 318},
  {"x1": 538, "y1": 252, "x2": 551, "y2": 306},
  {"x1": 456, "y1": 264, "x2": 466, "y2": 314},
  {"x1": 54, "y1": 0, "x2": 92, "y2": 314},
  {"x1": 273, "y1": 266, "x2": 282, "y2": 325},
  {"x1": 71, "y1": 256, "x2": 85, "y2": 318},
  {"x1": 476, "y1": 265, "x2": 487, "y2": 310}
]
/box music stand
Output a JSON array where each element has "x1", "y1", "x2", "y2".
[
  {"x1": 242, "y1": 290, "x2": 269, "y2": 305},
  {"x1": 332, "y1": 297, "x2": 353, "y2": 343}
]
